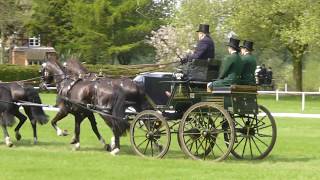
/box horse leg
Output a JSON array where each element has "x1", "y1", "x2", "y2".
[
  {"x1": 110, "y1": 133, "x2": 120, "y2": 156},
  {"x1": 30, "y1": 119, "x2": 38, "y2": 144},
  {"x1": 1, "y1": 124, "x2": 13, "y2": 147},
  {"x1": 13, "y1": 110, "x2": 27, "y2": 141},
  {"x1": 87, "y1": 113, "x2": 110, "y2": 151},
  {"x1": 51, "y1": 108, "x2": 69, "y2": 136},
  {"x1": 73, "y1": 115, "x2": 84, "y2": 150},
  {"x1": 110, "y1": 136, "x2": 115, "y2": 150}
]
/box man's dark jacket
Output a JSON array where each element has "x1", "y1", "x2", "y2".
[
  {"x1": 184, "y1": 35, "x2": 215, "y2": 81},
  {"x1": 188, "y1": 35, "x2": 215, "y2": 60}
]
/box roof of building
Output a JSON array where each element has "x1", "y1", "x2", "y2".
[{"x1": 13, "y1": 46, "x2": 56, "y2": 60}]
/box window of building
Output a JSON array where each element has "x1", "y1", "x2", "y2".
[
  {"x1": 29, "y1": 36, "x2": 41, "y2": 47},
  {"x1": 28, "y1": 59, "x2": 43, "y2": 65}
]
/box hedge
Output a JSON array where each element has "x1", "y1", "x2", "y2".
[
  {"x1": 0, "y1": 64, "x2": 40, "y2": 82},
  {"x1": 0, "y1": 64, "x2": 170, "y2": 82}
]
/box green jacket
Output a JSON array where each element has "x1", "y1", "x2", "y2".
[
  {"x1": 212, "y1": 52, "x2": 242, "y2": 87},
  {"x1": 239, "y1": 54, "x2": 257, "y2": 85}
]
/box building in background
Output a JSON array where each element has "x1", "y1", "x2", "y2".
[{"x1": 9, "y1": 35, "x2": 56, "y2": 66}]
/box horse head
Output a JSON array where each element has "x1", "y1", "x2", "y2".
[{"x1": 39, "y1": 58, "x2": 65, "y2": 90}]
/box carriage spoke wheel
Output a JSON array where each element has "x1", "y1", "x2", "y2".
[
  {"x1": 178, "y1": 102, "x2": 235, "y2": 161},
  {"x1": 130, "y1": 110, "x2": 171, "y2": 158},
  {"x1": 231, "y1": 105, "x2": 277, "y2": 160}
]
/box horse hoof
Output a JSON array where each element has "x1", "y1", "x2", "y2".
[
  {"x1": 104, "y1": 144, "x2": 111, "y2": 152},
  {"x1": 57, "y1": 129, "x2": 69, "y2": 136},
  {"x1": 73, "y1": 143, "x2": 80, "y2": 151},
  {"x1": 70, "y1": 139, "x2": 77, "y2": 144},
  {"x1": 32, "y1": 138, "x2": 38, "y2": 145},
  {"x1": 110, "y1": 148, "x2": 120, "y2": 156},
  {"x1": 7, "y1": 142, "x2": 13, "y2": 147},
  {"x1": 5, "y1": 137, "x2": 13, "y2": 147},
  {"x1": 62, "y1": 130, "x2": 69, "y2": 136},
  {"x1": 15, "y1": 132, "x2": 22, "y2": 141}
]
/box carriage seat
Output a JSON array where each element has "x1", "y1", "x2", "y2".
[
  {"x1": 230, "y1": 85, "x2": 258, "y2": 93},
  {"x1": 212, "y1": 85, "x2": 257, "y2": 94}
]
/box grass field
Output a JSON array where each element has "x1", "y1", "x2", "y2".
[{"x1": 0, "y1": 94, "x2": 319, "y2": 180}]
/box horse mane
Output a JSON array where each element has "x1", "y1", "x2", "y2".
[
  {"x1": 47, "y1": 57, "x2": 65, "y2": 72},
  {"x1": 66, "y1": 58, "x2": 89, "y2": 75}
]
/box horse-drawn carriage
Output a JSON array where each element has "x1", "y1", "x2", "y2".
[
  {"x1": 7, "y1": 58, "x2": 275, "y2": 161},
  {"x1": 130, "y1": 72, "x2": 277, "y2": 161}
]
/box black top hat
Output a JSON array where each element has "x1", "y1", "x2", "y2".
[
  {"x1": 240, "y1": 40, "x2": 254, "y2": 51},
  {"x1": 196, "y1": 24, "x2": 210, "y2": 34},
  {"x1": 227, "y1": 38, "x2": 240, "y2": 51}
]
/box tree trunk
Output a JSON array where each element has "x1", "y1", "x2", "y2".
[
  {"x1": 288, "y1": 43, "x2": 308, "y2": 92},
  {"x1": 0, "y1": 25, "x2": 5, "y2": 64},
  {"x1": 292, "y1": 55, "x2": 303, "y2": 91}
]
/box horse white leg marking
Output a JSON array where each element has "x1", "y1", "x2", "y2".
[
  {"x1": 33, "y1": 137, "x2": 38, "y2": 144},
  {"x1": 110, "y1": 148, "x2": 120, "y2": 156},
  {"x1": 74, "y1": 142, "x2": 80, "y2": 151},
  {"x1": 5, "y1": 136, "x2": 13, "y2": 147},
  {"x1": 110, "y1": 136, "x2": 115, "y2": 149},
  {"x1": 57, "y1": 127, "x2": 63, "y2": 136}
]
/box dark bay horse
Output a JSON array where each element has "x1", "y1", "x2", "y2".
[
  {"x1": 64, "y1": 59, "x2": 148, "y2": 148},
  {"x1": 0, "y1": 82, "x2": 48, "y2": 145},
  {"x1": 0, "y1": 86, "x2": 15, "y2": 147},
  {"x1": 64, "y1": 58, "x2": 148, "y2": 112},
  {"x1": 40, "y1": 58, "x2": 129, "y2": 154}
]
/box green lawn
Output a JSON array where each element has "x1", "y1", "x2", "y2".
[{"x1": 0, "y1": 94, "x2": 319, "y2": 180}]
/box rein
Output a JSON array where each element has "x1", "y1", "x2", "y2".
[{"x1": 0, "y1": 73, "x2": 66, "y2": 84}]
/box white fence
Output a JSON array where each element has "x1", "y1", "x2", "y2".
[
  {"x1": 35, "y1": 87, "x2": 320, "y2": 112},
  {"x1": 258, "y1": 90, "x2": 320, "y2": 111}
]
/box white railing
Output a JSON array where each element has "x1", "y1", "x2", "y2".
[
  {"x1": 35, "y1": 86, "x2": 320, "y2": 112},
  {"x1": 258, "y1": 90, "x2": 320, "y2": 111}
]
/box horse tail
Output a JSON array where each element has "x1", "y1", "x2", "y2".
[
  {"x1": 0, "y1": 87, "x2": 15, "y2": 127},
  {"x1": 110, "y1": 86, "x2": 130, "y2": 136},
  {"x1": 24, "y1": 86, "x2": 49, "y2": 125}
]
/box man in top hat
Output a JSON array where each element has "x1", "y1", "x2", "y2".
[
  {"x1": 239, "y1": 40, "x2": 257, "y2": 85},
  {"x1": 207, "y1": 37, "x2": 243, "y2": 89},
  {"x1": 180, "y1": 24, "x2": 215, "y2": 81}
]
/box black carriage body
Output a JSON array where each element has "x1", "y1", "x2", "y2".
[{"x1": 134, "y1": 72, "x2": 258, "y2": 116}]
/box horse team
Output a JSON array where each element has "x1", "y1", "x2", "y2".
[{"x1": 0, "y1": 57, "x2": 146, "y2": 155}]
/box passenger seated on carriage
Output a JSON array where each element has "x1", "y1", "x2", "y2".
[
  {"x1": 207, "y1": 38, "x2": 243, "y2": 91},
  {"x1": 165, "y1": 24, "x2": 216, "y2": 97},
  {"x1": 180, "y1": 24, "x2": 215, "y2": 81},
  {"x1": 238, "y1": 40, "x2": 257, "y2": 85}
]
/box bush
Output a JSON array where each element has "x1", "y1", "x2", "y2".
[{"x1": 0, "y1": 64, "x2": 39, "y2": 82}]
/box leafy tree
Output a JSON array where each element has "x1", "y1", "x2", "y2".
[
  {"x1": 224, "y1": 0, "x2": 320, "y2": 91},
  {"x1": 29, "y1": 0, "x2": 174, "y2": 64},
  {"x1": 28, "y1": 0, "x2": 76, "y2": 52},
  {"x1": 0, "y1": 0, "x2": 30, "y2": 64}
]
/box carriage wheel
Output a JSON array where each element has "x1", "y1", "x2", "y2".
[
  {"x1": 231, "y1": 105, "x2": 277, "y2": 160},
  {"x1": 178, "y1": 102, "x2": 235, "y2": 161},
  {"x1": 130, "y1": 110, "x2": 171, "y2": 158}
]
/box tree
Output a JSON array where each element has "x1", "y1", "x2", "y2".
[
  {"x1": 27, "y1": 0, "x2": 76, "y2": 53},
  {"x1": 28, "y1": 0, "x2": 174, "y2": 64},
  {"x1": 148, "y1": 0, "x2": 231, "y2": 64},
  {"x1": 0, "y1": 0, "x2": 30, "y2": 64},
  {"x1": 224, "y1": 0, "x2": 320, "y2": 91}
]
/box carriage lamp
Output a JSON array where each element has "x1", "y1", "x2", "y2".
[{"x1": 173, "y1": 72, "x2": 184, "y2": 80}]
